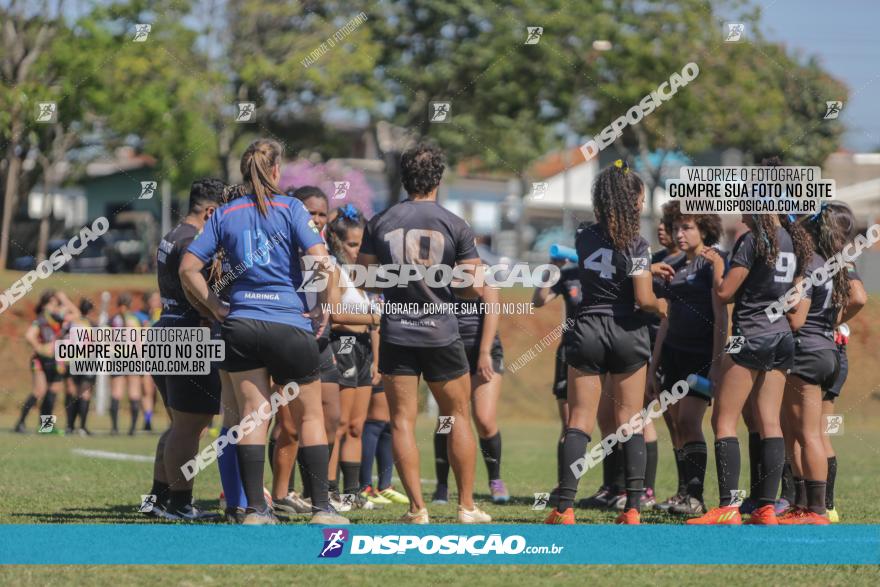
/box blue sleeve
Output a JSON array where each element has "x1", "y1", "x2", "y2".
[
  {"x1": 187, "y1": 214, "x2": 220, "y2": 263},
  {"x1": 290, "y1": 203, "x2": 323, "y2": 252}
]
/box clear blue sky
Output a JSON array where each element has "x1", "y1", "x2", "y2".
[{"x1": 759, "y1": 0, "x2": 880, "y2": 152}]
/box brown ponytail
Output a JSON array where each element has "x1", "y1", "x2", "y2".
[{"x1": 240, "y1": 139, "x2": 283, "y2": 217}]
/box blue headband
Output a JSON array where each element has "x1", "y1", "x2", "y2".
[
  {"x1": 339, "y1": 203, "x2": 359, "y2": 221},
  {"x1": 809, "y1": 201, "x2": 829, "y2": 222}
]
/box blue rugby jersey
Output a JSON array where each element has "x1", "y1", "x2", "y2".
[{"x1": 187, "y1": 194, "x2": 324, "y2": 330}]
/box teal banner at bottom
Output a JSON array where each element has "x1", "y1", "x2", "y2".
[{"x1": 1, "y1": 524, "x2": 878, "y2": 565}]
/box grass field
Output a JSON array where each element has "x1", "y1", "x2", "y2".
[
  {"x1": 2, "y1": 272, "x2": 880, "y2": 582},
  {"x1": 1, "y1": 412, "x2": 878, "y2": 583}
]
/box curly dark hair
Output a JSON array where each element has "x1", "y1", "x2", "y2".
[
  {"x1": 803, "y1": 201, "x2": 854, "y2": 310},
  {"x1": 401, "y1": 143, "x2": 445, "y2": 197},
  {"x1": 778, "y1": 214, "x2": 812, "y2": 279},
  {"x1": 660, "y1": 200, "x2": 678, "y2": 235},
  {"x1": 750, "y1": 215, "x2": 780, "y2": 268},
  {"x1": 592, "y1": 161, "x2": 644, "y2": 251}
]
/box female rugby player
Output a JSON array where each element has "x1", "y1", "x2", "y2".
[
  {"x1": 64, "y1": 298, "x2": 97, "y2": 435},
  {"x1": 357, "y1": 143, "x2": 490, "y2": 524},
  {"x1": 689, "y1": 203, "x2": 810, "y2": 525},
  {"x1": 15, "y1": 290, "x2": 77, "y2": 433},
  {"x1": 109, "y1": 293, "x2": 143, "y2": 435},
  {"x1": 181, "y1": 139, "x2": 346, "y2": 525},
  {"x1": 146, "y1": 178, "x2": 226, "y2": 521},
  {"x1": 649, "y1": 204, "x2": 727, "y2": 515},
  {"x1": 545, "y1": 159, "x2": 667, "y2": 525},
  {"x1": 433, "y1": 283, "x2": 509, "y2": 505},
  {"x1": 779, "y1": 202, "x2": 866, "y2": 524},
  {"x1": 326, "y1": 203, "x2": 382, "y2": 509}
]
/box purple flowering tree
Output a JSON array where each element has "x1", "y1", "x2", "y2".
[{"x1": 280, "y1": 159, "x2": 376, "y2": 218}]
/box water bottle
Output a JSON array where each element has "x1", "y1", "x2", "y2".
[
  {"x1": 686, "y1": 373, "x2": 713, "y2": 399},
  {"x1": 549, "y1": 244, "x2": 578, "y2": 264}
]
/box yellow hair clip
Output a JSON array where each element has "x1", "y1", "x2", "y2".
[{"x1": 613, "y1": 159, "x2": 629, "y2": 173}]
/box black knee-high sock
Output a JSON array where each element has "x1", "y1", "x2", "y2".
[
  {"x1": 434, "y1": 431, "x2": 450, "y2": 487},
  {"x1": 780, "y1": 461, "x2": 795, "y2": 503},
  {"x1": 644, "y1": 440, "x2": 658, "y2": 492},
  {"x1": 748, "y1": 432, "x2": 761, "y2": 500},
  {"x1": 149, "y1": 479, "x2": 170, "y2": 508},
  {"x1": 326, "y1": 443, "x2": 338, "y2": 494},
  {"x1": 556, "y1": 434, "x2": 565, "y2": 485},
  {"x1": 806, "y1": 480, "x2": 826, "y2": 514},
  {"x1": 268, "y1": 437, "x2": 276, "y2": 472},
  {"x1": 757, "y1": 437, "x2": 784, "y2": 506},
  {"x1": 237, "y1": 444, "x2": 268, "y2": 511},
  {"x1": 674, "y1": 448, "x2": 686, "y2": 494},
  {"x1": 794, "y1": 477, "x2": 807, "y2": 508},
  {"x1": 110, "y1": 398, "x2": 120, "y2": 431},
  {"x1": 601, "y1": 442, "x2": 614, "y2": 488},
  {"x1": 17, "y1": 395, "x2": 38, "y2": 427},
  {"x1": 682, "y1": 441, "x2": 708, "y2": 501},
  {"x1": 65, "y1": 396, "x2": 79, "y2": 430},
  {"x1": 297, "y1": 452, "x2": 311, "y2": 499},
  {"x1": 716, "y1": 437, "x2": 740, "y2": 506},
  {"x1": 129, "y1": 399, "x2": 141, "y2": 433},
  {"x1": 826, "y1": 457, "x2": 837, "y2": 509},
  {"x1": 611, "y1": 443, "x2": 626, "y2": 493},
  {"x1": 341, "y1": 461, "x2": 360, "y2": 495},
  {"x1": 557, "y1": 428, "x2": 590, "y2": 513},
  {"x1": 623, "y1": 434, "x2": 647, "y2": 511},
  {"x1": 40, "y1": 391, "x2": 57, "y2": 415},
  {"x1": 479, "y1": 433, "x2": 502, "y2": 481},
  {"x1": 78, "y1": 398, "x2": 90, "y2": 429},
  {"x1": 168, "y1": 488, "x2": 193, "y2": 513},
  {"x1": 300, "y1": 445, "x2": 330, "y2": 512},
  {"x1": 377, "y1": 423, "x2": 393, "y2": 490}
]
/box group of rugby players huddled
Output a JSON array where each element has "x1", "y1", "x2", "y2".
[{"x1": 14, "y1": 142, "x2": 865, "y2": 526}]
